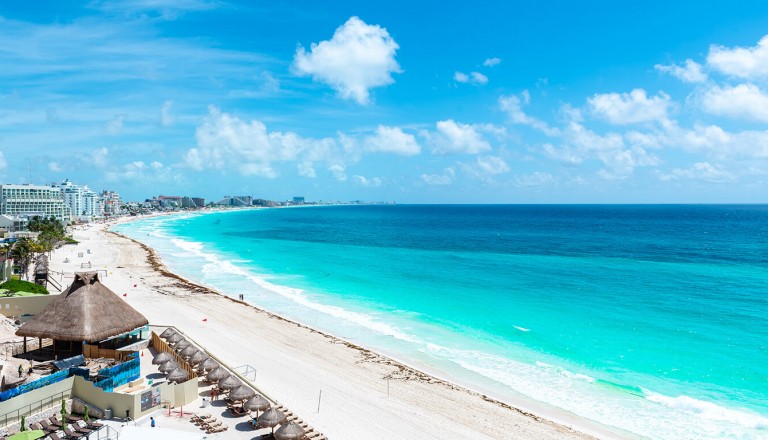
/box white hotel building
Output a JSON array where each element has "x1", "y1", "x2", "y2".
[
  {"x1": 56, "y1": 179, "x2": 104, "y2": 222},
  {"x1": 0, "y1": 184, "x2": 73, "y2": 224}
]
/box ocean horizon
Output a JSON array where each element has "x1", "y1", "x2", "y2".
[{"x1": 113, "y1": 204, "x2": 768, "y2": 440}]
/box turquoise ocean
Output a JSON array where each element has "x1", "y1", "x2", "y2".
[{"x1": 113, "y1": 205, "x2": 768, "y2": 439}]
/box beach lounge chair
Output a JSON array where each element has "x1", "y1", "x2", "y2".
[
  {"x1": 207, "y1": 424, "x2": 228, "y2": 433},
  {"x1": 40, "y1": 420, "x2": 57, "y2": 432},
  {"x1": 30, "y1": 422, "x2": 43, "y2": 430},
  {"x1": 75, "y1": 420, "x2": 93, "y2": 434},
  {"x1": 64, "y1": 425, "x2": 83, "y2": 439},
  {"x1": 47, "y1": 430, "x2": 65, "y2": 440},
  {"x1": 204, "y1": 419, "x2": 223, "y2": 429}
]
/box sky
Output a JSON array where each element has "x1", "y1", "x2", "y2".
[{"x1": 2, "y1": 1, "x2": 768, "y2": 203}]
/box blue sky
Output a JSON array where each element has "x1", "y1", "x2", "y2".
[{"x1": 2, "y1": 1, "x2": 768, "y2": 203}]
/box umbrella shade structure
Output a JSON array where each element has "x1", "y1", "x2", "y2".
[
  {"x1": 9, "y1": 431, "x2": 46, "y2": 440},
  {"x1": 174, "y1": 339, "x2": 191, "y2": 351},
  {"x1": 189, "y1": 351, "x2": 207, "y2": 366},
  {"x1": 244, "y1": 394, "x2": 270, "y2": 413},
  {"x1": 152, "y1": 351, "x2": 173, "y2": 365},
  {"x1": 158, "y1": 360, "x2": 179, "y2": 374},
  {"x1": 179, "y1": 345, "x2": 198, "y2": 359},
  {"x1": 257, "y1": 408, "x2": 286, "y2": 434},
  {"x1": 167, "y1": 367, "x2": 190, "y2": 384},
  {"x1": 167, "y1": 333, "x2": 183, "y2": 344},
  {"x1": 159, "y1": 328, "x2": 177, "y2": 339},
  {"x1": 206, "y1": 366, "x2": 230, "y2": 382},
  {"x1": 218, "y1": 375, "x2": 242, "y2": 391},
  {"x1": 200, "y1": 357, "x2": 219, "y2": 372},
  {"x1": 229, "y1": 385, "x2": 255, "y2": 402},
  {"x1": 275, "y1": 422, "x2": 306, "y2": 440}
]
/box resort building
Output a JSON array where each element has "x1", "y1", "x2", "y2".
[
  {"x1": 217, "y1": 195, "x2": 252, "y2": 206},
  {"x1": 0, "y1": 272, "x2": 199, "y2": 437},
  {"x1": 101, "y1": 190, "x2": 124, "y2": 217},
  {"x1": 55, "y1": 179, "x2": 104, "y2": 222},
  {"x1": 181, "y1": 197, "x2": 205, "y2": 209},
  {"x1": 0, "y1": 184, "x2": 72, "y2": 225}
]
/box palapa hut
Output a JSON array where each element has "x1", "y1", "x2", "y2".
[{"x1": 15, "y1": 272, "x2": 149, "y2": 360}]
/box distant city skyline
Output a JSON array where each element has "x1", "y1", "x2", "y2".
[{"x1": 2, "y1": 1, "x2": 768, "y2": 203}]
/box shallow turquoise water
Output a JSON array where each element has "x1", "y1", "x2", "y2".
[{"x1": 114, "y1": 205, "x2": 768, "y2": 439}]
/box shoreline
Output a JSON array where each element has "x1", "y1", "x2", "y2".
[
  {"x1": 59, "y1": 212, "x2": 619, "y2": 439},
  {"x1": 111, "y1": 229, "x2": 619, "y2": 438}
]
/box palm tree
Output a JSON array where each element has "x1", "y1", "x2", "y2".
[{"x1": 10, "y1": 238, "x2": 32, "y2": 280}]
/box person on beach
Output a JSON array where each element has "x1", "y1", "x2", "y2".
[
  {"x1": 17, "y1": 364, "x2": 22, "y2": 378},
  {"x1": 150, "y1": 417, "x2": 155, "y2": 427}
]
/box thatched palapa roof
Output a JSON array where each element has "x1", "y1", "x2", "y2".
[{"x1": 16, "y1": 271, "x2": 149, "y2": 343}]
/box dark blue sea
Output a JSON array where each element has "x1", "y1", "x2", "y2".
[{"x1": 115, "y1": 205, "x2": 768, "y2": 439}]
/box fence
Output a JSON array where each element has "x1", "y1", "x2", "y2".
[
  {"x1": 93, "y1": 353, "x2": 140, "y2": 393},
  {"x1": 83, "y1": 345, "x2": 134, "y2": 362},
  {"x1": 0, "y1": 368, "x2": 89, "y2": 403},
  {"x1": 150, "y1": 332, "x2": 197, "y2": 379},
  {"x1": 0, "y1": 390, "x2": 70, "y2": 427}
]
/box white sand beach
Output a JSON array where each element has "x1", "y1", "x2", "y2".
[{"x1": 45, "y1": 218, "x2": 613, "y2": 440}]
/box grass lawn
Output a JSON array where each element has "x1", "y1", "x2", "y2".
[{"x1": 0, "y1": 279, "x2": 49, "y2": 295}]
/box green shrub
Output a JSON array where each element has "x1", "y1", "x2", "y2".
[{"x1": 0, "y1": 280, "x2": 49, "y2": 294}]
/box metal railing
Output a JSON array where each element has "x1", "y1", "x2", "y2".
[{"x1": 0, "y1": 390, "x2": 69, "y2": 427}]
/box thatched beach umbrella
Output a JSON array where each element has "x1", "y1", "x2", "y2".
[
  {"x1": 206, "y1": 366, "x2": 230, "y2": 383},
  {"x1": 200, "y1": 358, "x2": 219, "y2": 372},
  {"x1": 152, "y1": 351, "x2": 173, "y2": 365},
  {"x1": 244, "y1": 395, "x2": 270, "y2": 416},
  {"x1": 167, "y1": 367, "x2": 190, "y2": 384},
  {"x1": 174, "y1": 339, "x2": 191, "y2": 351},
  {"x1": 158, "y1": 360, "x2": 178, "y2": 374},
  {"x1": 189, "y1": 351, "x2": 207, "y2": 366},
  {"x1": 179, "y1": 345, "x2": 198, "y2": 359},
  {"x1": 275, "y1": 422, "x2": 305, "y2": 440},
  {"x1": 257, "y1": 408, "x2": 286, "y2": 435},
  {"x1": 160, "y1": 328, "x2": 177, "y2": 339},
  {"x1": 167, "y1": 333, "x2": 183, "y2": 344},
  {"x1": 229, "y1": 385, "x2": 255, "y2": 402},
  {"x1": 218, "y1": 375, "x2": 242, "y2": 391}
]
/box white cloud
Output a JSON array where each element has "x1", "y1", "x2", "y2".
[
  {"x1": 89, "y1": 0, "x2": 219, "y2": 20},
  {"x1": 420, "y1": 168, "x2": 455, "y2": 185},
  {"x1": 106, "y1": 114, "x2": 126, "y2": 134},
  {"x1": 259, "y1": 71, "x2": 280, "y2": 94},
  {"x1": 655, "y1": 59, "x2": 707, "y2": 83},
  {"x1": 364, "y1": 125, "x2": 421, "y2": 156},
  {"x1": 483, "y1": 57, "x2": 501, "y2": 67},
  {"x1": 475, "y1": 155, "x2": 510, "y2": 175},
  {"x1": 161, "y1": 100, "x2": 175, "y2": 127},
  {"x1": 588, "y1": 89, "x2": 671, "y2": 124},
  {"x1": 353, "y1": 175, "x2": 382, "y2": 187},
  {"x1": 293, "y1": 16, "x2": 401, "y2": 105},
  {"x1": 429, "y1": 119, "x2": 495, "y2": 155},
  {"x1": 700, "y1": 83, "x2": 768, "y2": 122},
  {"x1": 186, "y1": 106, "x2": 336, "y2": 177},
  {"x1": 499, "y1": 91, "x2": 560, "y2": 136},
  {"x1": 659, "y1": 162, "x2": 735, "y2": 183},
  {"x1": 91, "y1": 147, "x2": 110, "y2": 167},
  {"x1": 328, "y1": 164, "x2": 347, "y2": 181},
  {"x1": 515, "y1": 171, "x2": 555, "y2": 187},
  {"x1": 0, "y1": 151, "x2": 6, "y2": 170},
  {"x1": 454, "y1": 71, "x2": 488, "y2": 85},
  {"x1": 543, "y1": 122, "x2": 659, "y2": 178},
  {"x1": 48, "y1": 162, "x2": 62, "y2": 172},
  {"x1": 707, "y1": 35, "x2": 768, "y2": 79}
]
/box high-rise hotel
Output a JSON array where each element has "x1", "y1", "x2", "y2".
[{"x1": 0, "y1": 184, "x2": 73, "y2": 224}]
